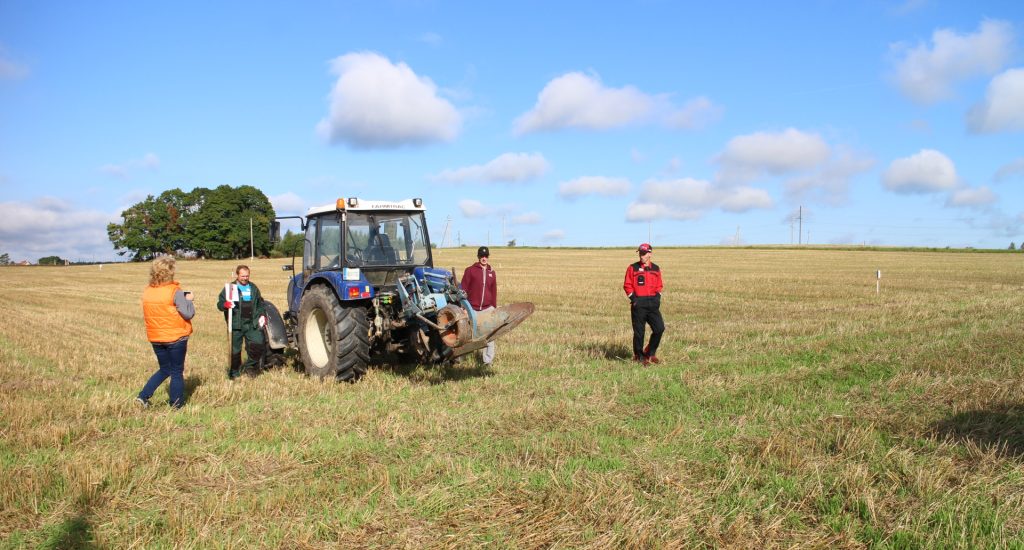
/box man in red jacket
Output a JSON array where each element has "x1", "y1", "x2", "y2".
[
  {"x1": 623, "y1": 243, "x2": 665, "y2": 365},
  {"x1": 461, "y1": 246, "x2": 497, "y2": 365}
]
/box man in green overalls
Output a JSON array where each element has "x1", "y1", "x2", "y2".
[{"x1": 217, "y1": 265, "x2": 267, "y2": 379}]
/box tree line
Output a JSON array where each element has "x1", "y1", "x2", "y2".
[{"x1": 106, "y1": 185, "x2": 276, "y2": 261}]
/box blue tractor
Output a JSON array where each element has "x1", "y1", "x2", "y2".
[{"x1": 264, "y1": 197, "x2": 534, "y2": 382}]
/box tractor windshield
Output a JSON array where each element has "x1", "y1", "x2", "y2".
[{"x1": 344, "y1": 211, "x2": 431, "y2": 268}]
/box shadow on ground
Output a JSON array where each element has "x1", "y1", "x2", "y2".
[
  {"x1": 576, "y1": 342, "x2": 633, "y2": 361},
  {"x1": 42, "y1": 514, "x2": 95, "y2": 550},
  {"x1": 372, "y1": 355, "x2": 493, "y2": 385},
  {"x1": 183, "y1": 375, "x2": 202, "y2": 403},
  {"x1": 932, "y1": 402, "x2": 1024, "y2": 458},
  {"x1": 40, "y1": 481, "x2": 106, "y2": 550}
]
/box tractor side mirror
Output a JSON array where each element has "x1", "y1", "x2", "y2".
[{"x1": 269, "y1": 221, "x2": 281, "y2": 244}]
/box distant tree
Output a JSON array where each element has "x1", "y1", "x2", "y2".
[
  {"x1": 507, "y1": 239, "x2": 516, "y2": 247},
  {"x1": 38, "y1": 255, "x2": 66, "y2": 265},
  {"x1": 0, "y1": 252, "x2": 10, "y2": 265},
  {"x1": 271, "y1": 229, "x2": 305, "y2": 259},
  {"x1": 185, "y1": 185, "x2": 275, "y2": 259},
  {"x1": 1010, "y1": 242, "x2": 1017, "y2": 250},
  {"x1": 108, "y1": 185, "x2": 275, "y2": 260},
  {"x1": 107, "y1": 188, "x2": 197, "y2": 261}
]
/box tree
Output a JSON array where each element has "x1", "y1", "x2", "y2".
[
  {"x1": 185, "y1": 185, "x2": 275, "y2": 259},
  {"x1": 271, "y1": 229, "x2": 305, "y2": 259},
  {"x1": 1010, "y1": 242, "x2": 1017, "y2": 250},
  {"x1": 38, "y1": 255, "x2": 66, "y2": 265},
  {"x1": 108, "y1": 185, "x2": 275, "y2": 260},
  {"x1": 107, "y1": 188, "x2": 195, "y2": 261},
  {"x1": 0, "y1": 253, "x2": 10, "y2": 266}
]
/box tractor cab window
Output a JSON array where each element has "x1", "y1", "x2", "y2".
[
  {"x1": 317, "y1": 216, "x2": 342, "y2": 269},
  {"x1": 303, "y1": 217, "x2": 318, "y2": 271},
  {"x1": 345, "y1": 212, "x2": 431, "y2": 267}
]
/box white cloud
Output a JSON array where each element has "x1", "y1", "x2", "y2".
[
  {"x1": 890, "y1": 19, "x2": 1013, "y2": 104},
  {"x1": 946, "y1": 186, "x2": 996, "y2": 208},
  {"x1": 883, "y1": 149, "x2": 959, "y2": 193},
  {"x1": 719, "y1": 186, "x2": 774, "y2": 212},
  {"x1": 458, "y1": 199, "x2": 491, "y2": 218},
  {"x1": 641, "y1": 178, "x2": 717, "y2": 207},
  {"x1": 891, "y1": 0, "x2": 927, "y2": 16},
  {"x1": 994, "y1": 157, "x2": 1024, "y2": 182},
  {"x1": 269, "y1": 192, "x2": 307, "y2": 216},
  {"x1": 558, "y1": 176, "x2": 631, "y2": 199},
  {"x1": 99, "y1": 153, "x2": 161, "y2": 179},
  {"x1": 316, "y1": 51, "x2": 461, "y2": 148},
  {"x1": 419, "y1": 32, "x2": 442, "y2": 46},
  {"x1": 625, "y1": 177, "x2": 773, "y2": 221},
  {"x1": 784, "y1": 148, "x2": 875, "y2": 205},
  {"x1": 907, "y1": 119, "x2": 932, "y2": 133},
  {"x1": 514, "y1": 72, "x2": 653, "y2": 134},
  {"x1": 711, "y1": 129, "x2": 869, "y2": 205},
  {"x1": 626, "y1": 202, "x2": 691, "y2": 222},
  {"x1": 432, "y1": 152, "x2": 548, "y2": 183},
  {"x1": 513, "y1": 72, "x2": 719, "y2": 135},
  {"x1": 511, "y1": 212, "x2": 542, "y2": 225},
  {"x1": 0, "y1": 45, "x2": 29, "y2": 80},
  {"x1": 967, "y1": 68, "x2": 1024, "y2": 133},
  {"x1": 664, "y1": 156, "x2": 682, "y2": 175},
  {"x1": 717, "y1": 128, "x2": 831, "y2": 184},
  {"x1": 100, "y1": 164, "x2": 129, "y2": 178},
  {"x1": 542, "y1": 229, "x2": 565, "y2": 242},
  {"x1": 666, "y1": 96, "x2": 723, "y2": 130},
  {"x1": 0, "y1": 198, "x2": 117, "y2": 262}
]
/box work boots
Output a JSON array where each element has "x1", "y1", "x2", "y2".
[{"x1": 228, "y1": 353, "x2": 242, "y2": 380}]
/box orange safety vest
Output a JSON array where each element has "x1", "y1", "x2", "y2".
[{"x1": 142, "y1": 282, "x2": 193, "y2": 343}]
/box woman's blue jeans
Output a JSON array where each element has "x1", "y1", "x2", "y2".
[{"x1": 139, "y1": 338, "x2": 188, "y2": 408}]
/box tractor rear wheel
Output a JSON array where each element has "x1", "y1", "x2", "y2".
[{"x1": 297, "y1": 286, "x2": 370, "y2": 382}]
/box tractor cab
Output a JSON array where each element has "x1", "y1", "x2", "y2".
[{"x1": 303, "y1": 197, "x2": 431, "y2": 268}]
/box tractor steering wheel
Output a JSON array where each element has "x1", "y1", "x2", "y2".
[{"x1": 346, "y1": 248, "x2": 363, "y2": 266}]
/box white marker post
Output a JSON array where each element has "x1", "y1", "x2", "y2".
[
  {"x1": 224, "y1": 282, "x2": 237, "y2": 370},
  {"x1": 876, "y1": 269, "x2": 881, "y2": 295}
]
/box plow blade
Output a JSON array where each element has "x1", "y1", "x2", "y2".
[{"x1": 437, "y1": 302, "x2": 535, "y2": 359}]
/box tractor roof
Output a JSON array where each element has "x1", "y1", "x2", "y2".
[{"x1": 306, "y1": 197, "x2": 425, "y2": 217}]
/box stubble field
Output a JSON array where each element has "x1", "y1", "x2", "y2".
[{"x1": 1, "y1": 247, "x2": 1022, "y2": 548}]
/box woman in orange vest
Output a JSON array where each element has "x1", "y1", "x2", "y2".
[{"x1": 137, "y1": 255, "x2": 195, "y2": 409}]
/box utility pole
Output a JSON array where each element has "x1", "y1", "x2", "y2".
[
  {"x1": 440, "y1": 216, "x2": 452, "y2": 248},
  {"x1": 734, "y1": 226, "x2": 741, "y2": 246},
  {"x1": 798, "y1": 206, "x2": 803, "y2": 245}
]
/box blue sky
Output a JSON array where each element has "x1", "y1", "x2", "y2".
[{"x1": 1, "y1": 1, "x2": 1023, "y2": 262}]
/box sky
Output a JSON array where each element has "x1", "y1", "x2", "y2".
[{"x1": 1, "y1": 1, "x2": 1023, "y2": 262}]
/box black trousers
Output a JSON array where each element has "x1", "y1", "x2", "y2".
[{"x1": 631, "y1": 299, "x2": 665, "y2": 358}]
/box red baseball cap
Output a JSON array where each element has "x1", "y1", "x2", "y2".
[{"x1": 638, "y1": 243, "x2": 653, "y2": 254}]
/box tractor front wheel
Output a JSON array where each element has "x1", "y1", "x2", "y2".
[{"x1": 297, "y1": 286, "x2": 370, "y2": 382}]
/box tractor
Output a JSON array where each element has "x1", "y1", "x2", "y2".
[{"x1": 262, "y1": 197, "x2": 534, "y2": 381}]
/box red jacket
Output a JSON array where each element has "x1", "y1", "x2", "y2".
[
  {"x1": 461, "y1": 262, "x2": 497, "y2": 311},
  {"x1": 623, "y1": 261, "x2": 663, "y2": 298}
]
